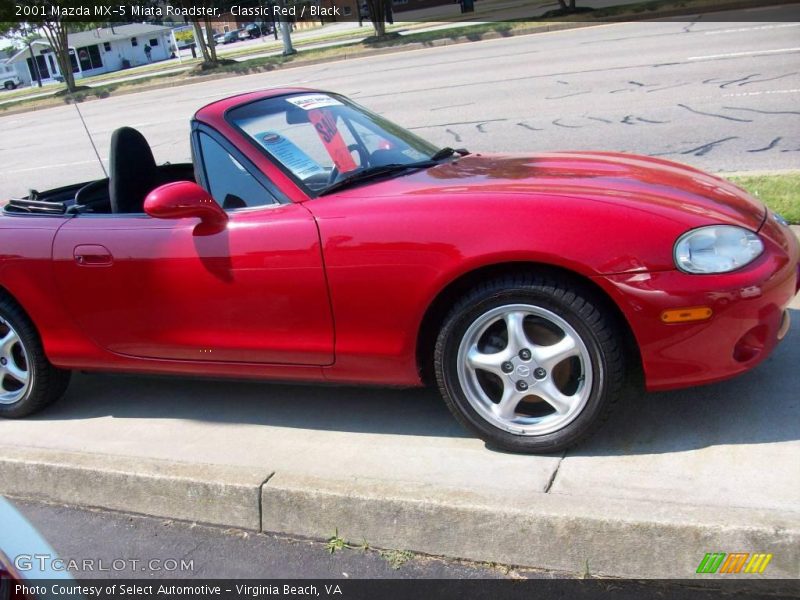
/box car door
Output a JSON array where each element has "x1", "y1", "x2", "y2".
[{"x1": 52, "y1": 130, "x2": 334, "y2": 365}]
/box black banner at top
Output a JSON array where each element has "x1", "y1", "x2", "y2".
[{"x1": 1, "y1": 0, "x2": 799, "y2": 24}]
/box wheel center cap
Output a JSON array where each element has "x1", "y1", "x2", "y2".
[{"x1": 516, "y1": 365, "x2": 530, "y2": 378}]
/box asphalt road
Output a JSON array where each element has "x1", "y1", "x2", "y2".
[
  {"x1": 10, "y1": 498, "x2": 514, "y2": 580},
  {"x1": 1, "y1": 5, "x2": 798, "y2": 199},
  {"x1": 9, "y1": 498, "x2": 794, "y2": 600}
]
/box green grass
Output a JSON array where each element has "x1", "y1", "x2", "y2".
[
  {"x1": 367, "y1": 22, "x2": 520, "y2": 47},
  {"x1": 379, "y1": 549, "x2": 415, "y2": 570},
  {"x1": 726, "y1": 174, "x2": 800, "y2": 224},
  {"x1": 79, "y1": 60, "x2": 196, "y2": 85},
  {"x1": 325, "y1": 528, "x2": 348, "y2": 554},
  {"x1": 323, "y1": 528, "x2": 412, "y2": 569}
]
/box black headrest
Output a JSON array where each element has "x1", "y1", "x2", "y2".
[{"x1": 109, "y1": 127, "x2": 158, "y2": 213}]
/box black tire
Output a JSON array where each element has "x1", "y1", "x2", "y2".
[
  {"x1": 434, "y1": 272, "x2": 635, "y2": 454},
  {"x1": 3, "y1": 81, "x2": 15, "y2": 91},
  {"x1": 0, "y1": 296, "x2": 71, "y2": 418}
]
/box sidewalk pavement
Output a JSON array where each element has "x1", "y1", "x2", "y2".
[{"x1": 0, "y1": 262, "x2": 798, "y2": 578}]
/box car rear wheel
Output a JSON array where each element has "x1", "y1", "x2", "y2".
[
  {"x1": 0, "y1": 297, "x2": 71, "y2": 418},
  {"x1": 3, "y1": 81, "x2": 15, "y2": 90},
  {"x1": 434, "y1": 273, "x2": 632, "y2": 453}
]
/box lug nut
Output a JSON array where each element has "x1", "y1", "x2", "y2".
[
  {"x1": 0, "y1": 358, "x2": 6, "y2": 366},
  {"x1": 519, "y1": 348, "x2": 532, "y2": 361},
  {"x1": 501, "y1": 361, "x2": 514, "y2": 373},
  {"x1": 534, "y1": 367, "x2": 547, "y2": 379},
  {"x1": 516, "y1": 380, "x2": 528, "y2": 391}
]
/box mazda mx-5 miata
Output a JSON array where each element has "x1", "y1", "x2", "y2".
[{"x1": 0, "y1": 89, "x2": 797, "y2": 453}]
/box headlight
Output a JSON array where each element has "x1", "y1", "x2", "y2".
[{"x1": 674, "y1": 225, "x2": 763, "y2": 274}]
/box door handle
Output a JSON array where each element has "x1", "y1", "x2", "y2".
[{"x1": 74, "y1": 244, "x2": 113, "y2": 266}]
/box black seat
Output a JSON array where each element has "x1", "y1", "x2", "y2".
[{"x1": 108, "y1": 127, "x2": 159, "y2": 214}]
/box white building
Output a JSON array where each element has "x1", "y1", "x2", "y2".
[{"x1": 5, "y1": 23, "x2": 175, "y2": 87}]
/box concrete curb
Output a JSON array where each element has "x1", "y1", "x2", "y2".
[
  {"x1": 1, "y1": 445, "x2": 797, "y2": 578},
  {"x1": 0, "y1": 445, "x2": 270, "y2": 531},
  {"x1": 262, "y1": 473, "x2": 800, "y2": 579}
]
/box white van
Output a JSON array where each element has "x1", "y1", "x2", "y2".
[{"x1": 1, "y1": 63, "x2": 22, "y2": 90}]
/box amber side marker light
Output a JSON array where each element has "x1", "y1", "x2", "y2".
[{"x1": 661, "y1": 307, "x2": 713, "y2": 323}]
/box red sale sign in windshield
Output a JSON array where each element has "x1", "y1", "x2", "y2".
[{"x1": 308, "y1": 109, "x2": 358, "y2": 173}]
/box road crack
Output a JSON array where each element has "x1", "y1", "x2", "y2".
[
  {"x1": 725, "y1": 106, "x2": 800, "y2": 116},
  {"x1": 680, "y1": 136, "x2": 739, "y2": 156},
  {"x1": 748, "y1": 137, "x2": 782, "y2": 153},
  {"x1": 544, "y1": 452, "x2": 566, "y2": 494},
  {"x1": 258, "y1": 472, "x2": 275, "y2": 534},
  {"x1": 677, "y1": 103, "x2": 752, "y2": 122}
]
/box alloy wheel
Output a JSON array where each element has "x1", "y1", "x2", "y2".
[
  {"x1": 456, "y1": 304, "x2": 593, "y2": 436},
  {"x1": 0, "y1": 318, "x2": 31, "y2": 405}
]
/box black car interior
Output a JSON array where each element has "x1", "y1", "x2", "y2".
[{"x1": 3, "y1": 126, "x2": 195, "y2": 215}]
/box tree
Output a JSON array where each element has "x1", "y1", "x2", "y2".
[
  {"x1": 2, "y1": 2, "x2": 110, "y2": 93},
  {"x1": 4, "y1": 1, "x2": 170, "y2": 90},
  {"x1": 0, "y1": 21, "x2": 25, "y2": 54},
  {"x1": 278, "y1": 16, "x2": 295, "y2": 56},
  {"x1": 38, "y1": 14, "x2": 77, "y2": 91},
  {"x1": 190, "y1": 19, "x2": 211, "y2": 63},
  {"x1": 0, "y1": 21, "x2": 16, "y2": 38},
  {"x1": 174, "y1": 0, "x2": 219, "y2": 66},
  {"x1": 364, "y1": 0, "x2": 393, "y2": 38},
  {"x1": 556, "y1": 0, "x2": 577, "y2": 12},
  {"x1": 202, "y1": 17, "x2": 219, "y2": 63}
]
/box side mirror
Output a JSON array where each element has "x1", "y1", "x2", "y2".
[{"x1": 144, "y1": 181, "x2": 227, "y2": 236}]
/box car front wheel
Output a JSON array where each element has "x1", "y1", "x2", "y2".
[
  {"x1": 434, "y1": 273, "x2": 633, "y2": 453},
  {"x1": 0, "y1": 297, "x2": 71, "y2": 418}
]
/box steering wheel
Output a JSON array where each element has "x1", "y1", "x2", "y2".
[{"x1": 328, "y1": 144, "x2": 370, "y2": 185}]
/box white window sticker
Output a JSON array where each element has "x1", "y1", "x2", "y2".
[
  {"x1": 286, "y1": 94, "x2": 343, "y2": 111},
  {"x1": 256, "y1": 131, "x2": 325, "y2": 180}
]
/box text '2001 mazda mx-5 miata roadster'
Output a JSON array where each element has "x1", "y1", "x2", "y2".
[{"x1": 1, "y1": 89, "x2": 798, "y2": 453}]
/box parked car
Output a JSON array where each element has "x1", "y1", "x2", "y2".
[
  {"x1": 221, "y1": 30, "x2": 241, "y2": 44},
  {"x1": 0, "y1": 89, "x2": 797, "y2": 453},
  {"x1": 0, "y1": 65, "x2": 21, "y2": 90},
  {"x1": 246, "y1": 22, "x2": 274, "y2": 38}
]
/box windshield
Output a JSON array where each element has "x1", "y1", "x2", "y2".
[{"x1": 227, "y1": 92, "x2": 440, "y2": 194}]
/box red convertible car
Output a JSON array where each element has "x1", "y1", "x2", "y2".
[{"x1": 0, "y1": 89, "x2": 797, "y2": 453}]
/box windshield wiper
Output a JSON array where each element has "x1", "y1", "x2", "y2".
[
  {"x1": 319, "y1": 161, "x2": 437, "y2": 195},
  {"x1": 430, "y1": 147, "x2": 470, "y2": 160}
]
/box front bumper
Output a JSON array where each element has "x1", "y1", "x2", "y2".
[{"x1": 596, "y1": 218, "x2": 800, "y2": 391}]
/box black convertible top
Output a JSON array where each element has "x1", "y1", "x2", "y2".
[{"x1": 3, "y1": 198, "x2": 68, "y2": 215}]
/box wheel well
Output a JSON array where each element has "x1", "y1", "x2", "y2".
[
  {"x1": 415, "y1": 262, "x2": 643, "y2": 386},
  {"x1": 0, "y1": 285, "x2": 19, "y2": 307},
  {"x1": 0, "y1": 285, "x2": 37, "y2": 330}
]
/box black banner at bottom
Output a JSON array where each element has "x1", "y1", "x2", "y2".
[{"x1": 4, "y1": 579, "x2": 799, "y2": 600}]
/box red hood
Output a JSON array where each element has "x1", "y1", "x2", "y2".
[{"x1": 335, "y1": 152, "x2": 765, "y2": 230}]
